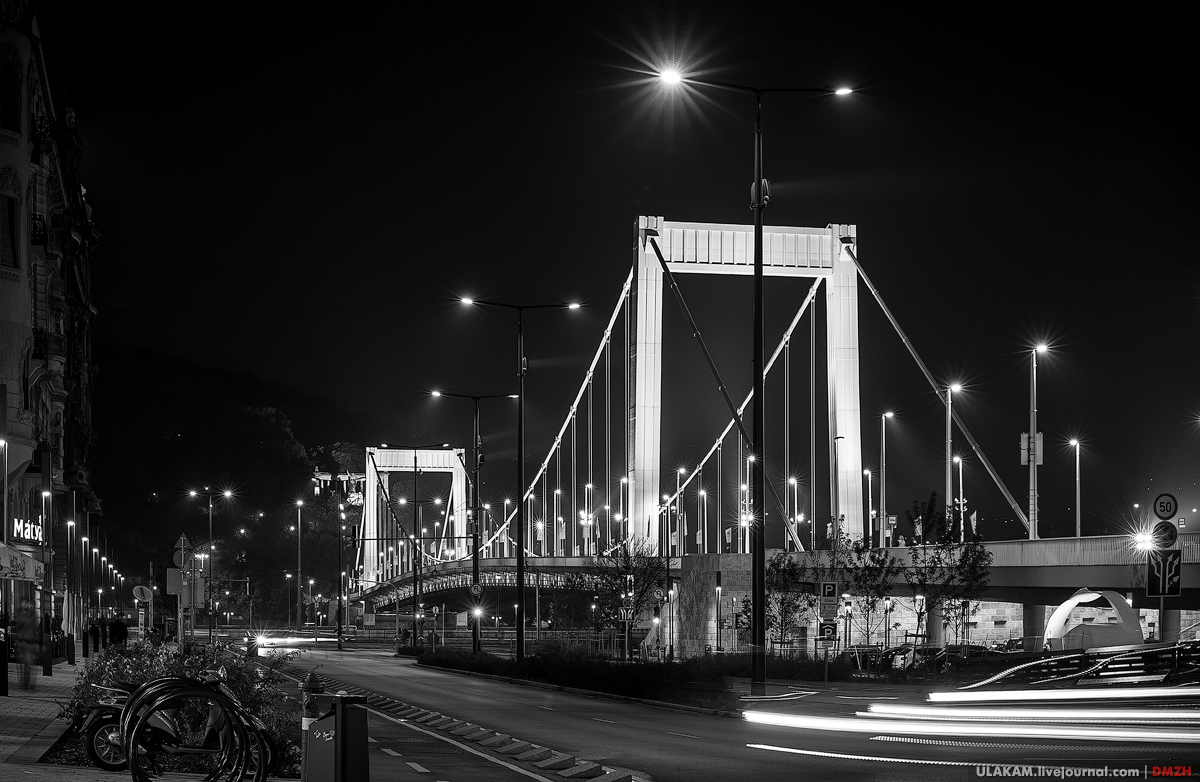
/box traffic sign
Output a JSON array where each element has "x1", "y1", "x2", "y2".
[
  {"x1": 175, "y1": 534, "x2": 191, "y2": 550},
  {"x1": 133, "y1": 585, "x2": 153, "y2": 602},
  {"x1": 819, "y1": 581, "x2": 839, "y2": 617},
  {"x1": 1153, "y1": 493, "x2": 1178, "y2": 521},
  {"x1": 1146, "y1": 549, "x2": 1182, "y2": 598},
  {"x1": 818, "y1": 622, "x2": 837, "y2": 646},
  {"x1": 469, "y1": 583, "x2": 483, "y2": 597},
  {"x1": 618, "y1": 607, "x2": 634, "y2": 622},
  {"x1": 653, "y1": 587, "x2": 665, "y2": 601},
  {"x1": 1152, "y1": 520, "x2": 1179, "y2": 549}
]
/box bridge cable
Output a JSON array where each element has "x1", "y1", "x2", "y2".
[{"x1": 843, "y1": 246, "x2": 1029, "y2": 529}]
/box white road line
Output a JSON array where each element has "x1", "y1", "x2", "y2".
[
  {"x1": 748, "y1": 743, "x2": 976, "y2": 766},
  {"x1": 666, "y1": 732, "x2": 701, "y2": 739},
  {"x1": 381, "y1": 748, "x2": 403, "y2": 757},
  {"x1": 836, "y1": 695, "x2": 894, "y2": 700},
  {"x1": 406, "y1": 761, "x2": 431, "y2": 772},
  {"x1": 368, "y1": 736, "x2": 378, "y2": 742},
  {"x1": 593, "y1": 718, "x2": 618, "y2": 724},
  {"x1": 370, "y1": 710, "x2": 551, "y2": 781},
  {"x1": 536, "y1": 706, "x2": 556, "y2": 710}
]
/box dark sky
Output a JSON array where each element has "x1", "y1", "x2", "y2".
[{"x1": 38, "y1": 5, "x2": 1198, "y2": 543}]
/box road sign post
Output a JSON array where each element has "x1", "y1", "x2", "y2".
[{"x1": 819, "y1": 581, "x2": 839, "y2": 619}]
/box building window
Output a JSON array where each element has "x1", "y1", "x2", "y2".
[
  {"x1": 0, "y1": 61, "x2": 19, "y2": 133},
  {"x1": 0, "y1": 195, "x2": 17, "y2": 268}
]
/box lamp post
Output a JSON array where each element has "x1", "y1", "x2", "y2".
[
  {"x1": 338, "y1": 504, "x2": 346, "y2": 651},
  {"x1": 294, "y1": 501, "x2": 304, "y2": 633},
  {"x1": 954, "y1": 455, "x2": 965, "y2": 541},
  {"x1": 1, "y1": 437, "x2": 7, "y2": 548},
  {"x1": 945, "y1": 384, "x2": 961, "y2": 527},
  {"x1": 394, "y1": 443, "x2": 450, "y2": 649},
  {"x1": 431, "y1": 391, "x2": 516, "y2": 653},
  {"x1": 881, "y1": 412, "x2": 893, "y2": 547},
  {"x1": 459, "y1": 298, "x2": 580, "y2": 660},
  {"x1": 883, "y1": 597, "x2": 893, "y2": 648},
  {"x1": 1070, "y1": 439, "x2": 1081, "y2": 538},
  {"x1": 1028, "y1": 344, "x2": 1047, "y2": 540},
  {"x1": 190, "y1": 488, "x2": 232, "y2": 642},
  {"x1": 863, "y1": 470, "x2": 873, "y2": 546}
]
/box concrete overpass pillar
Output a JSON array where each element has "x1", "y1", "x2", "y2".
[
  {"x1": 926, "y1": 603, "x2": 944, "y2": 647},
  {"x1": 1023, "y1": 604, "x2": 1046, "y2": 652},
  {"x1": 1160, "y1": 607, "x2": 1181, "y2": 643}
]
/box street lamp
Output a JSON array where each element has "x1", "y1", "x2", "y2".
[
  {"x1": 1069, "y1": 439, "x2": 1081, "y2": 538},
  {"x1": 190, "y1": 487, "x2": 233, "y2": 642},
  {"x1": 658, "y1": 67, "x2": 852, "y2": 696},
  {"x1": 294, "y1": 500, "x2": 304, "y2": 632},
  {"x1": 432, "y1": 391, "x2": 516, "y2": 654},
  {"x1": 1028, "y1": 344, "x2": 1048, "y2": 540},
  {"x1": 945, "y1": 384, "x2": 961, "y2": 525},
  {"x1": 954, "y1": 455, "x2": 965, "y2": 541},
  {"x1": 459, "y1": 297, "x2": 580, "y2": 660},
  {"x1": 395, "y1": 442, "x2": 450, "y2": 648},
  {"x1": 863, "y1": 469, "x2": 875, "y2": 546},
  {"x1": 881, "y1": 412, "x2": 893, "y2": 547},
  {"x1": 883, "y1": 597, "x2": 893, "y2": 648}
]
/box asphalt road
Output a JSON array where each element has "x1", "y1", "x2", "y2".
[{"x1": 292, "y1": 647, "x2": 1200, "y2": 782}]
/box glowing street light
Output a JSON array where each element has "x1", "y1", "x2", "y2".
[
  {"x1": 657, "y1": 67, "x2": 853, "y2": 695},
  {"x1": 458, "y1": 297, "x2": 581, "y2": 660},
  {"x1": 946, "y1": 384, "x2": 962, "y2": 523},
  {"x1": 880, "y1": 411, "x2": 894, "y2": 547},
  {"x1": 1069, "y1": 439, "x2": 1081, "y2": 538}
]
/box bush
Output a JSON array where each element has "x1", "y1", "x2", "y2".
[{"x1": 58, "y1": 641, "x2": 301, "y2": 776}]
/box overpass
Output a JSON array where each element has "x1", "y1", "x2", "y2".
[{"x1": 353, "y1": 535, "x2": 1199, "y2": 645}]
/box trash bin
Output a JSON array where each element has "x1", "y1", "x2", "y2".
[{"x1": 301, "y1": 692, "x2": 369, "y2": 782}]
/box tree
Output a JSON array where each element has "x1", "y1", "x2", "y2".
[
  {"x1": 587, "y1": 537, "x2": 667, "y2": 629},
  {"x1": 847, "y1": 540, "x2": 903, "y2": 646},
  {"x1": 902, "y1": 493, "x2": 993, "y2": 643},
  {"x1": 735, "y1": 551, "x2": 813, "y2": 646}
]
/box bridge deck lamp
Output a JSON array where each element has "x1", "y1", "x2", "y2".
[{"x1": 1069, "y1": 439, "x2": 1081, "y2": 538}]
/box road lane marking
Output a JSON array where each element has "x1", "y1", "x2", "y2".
[
  {"x1": 748, "y1": 744, "x2": 975, "y2": 766},
  {"x1": 536, "y1": 706, "x2": 556, "y2": 711},
  {"x1": 593, "y1": 718, "x2": 618, "y2": 724},
  {"x1": 836, "y1": 695, "x2": 898, "y2": 700},
  {"x1": 381, "y1": 748, "x2": 403, "y2": 756},
  {"x1": 368, "y1": 737, "x2": 378, "y2": 742},
  {"x1": 370, "y1": 709, "x2": 550, "y2": 781},
  {"x1": 666, "y1": 732, "x2": 701, "y2": 739},
  {"x1": 406, "y1": 762, "x2": 431, "y2": 772}
]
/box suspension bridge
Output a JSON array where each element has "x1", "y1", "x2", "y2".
[{"x1": 349, "y1": 217, "x2": 1198, "y2": 649}]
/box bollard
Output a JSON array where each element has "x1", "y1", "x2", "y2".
[
  {"x1": 0, "y1": 628, "x2": 7, "y2": 697},
  {"x1": 66, "y1": 634, "x2": 75, "y2": 665},
  {"x1": 301, "y1": 672, "x2": 323, "y2": 731}
]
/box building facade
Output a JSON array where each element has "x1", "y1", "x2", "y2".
[{"x1": 0, "y1": 9, "x2": 98, "y2": 636}]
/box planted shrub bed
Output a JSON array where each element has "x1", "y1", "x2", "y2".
[{"x1": 419, "y1": 642, "x2": 852, "y2": 709}]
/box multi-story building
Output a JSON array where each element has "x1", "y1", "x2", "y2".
[{"x1": 0, "y1": 9, "x2": 99, "y2": 637}]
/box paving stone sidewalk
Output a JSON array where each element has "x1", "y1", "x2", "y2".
[{"x1": 0, "y1": 640, "x2": 83, "y2": 767}]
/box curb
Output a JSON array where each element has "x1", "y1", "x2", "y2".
[{"x1": 413, "y1": 661, "x2": 741, "y2": 718}]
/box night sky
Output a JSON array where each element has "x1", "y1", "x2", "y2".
[{"x1": 37, "y1": 6, "x2": 1197, "y2": 552}]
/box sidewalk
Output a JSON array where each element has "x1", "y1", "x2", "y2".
[{"x1": 0, "y1": 639, "x2": 82, "y2": 769}]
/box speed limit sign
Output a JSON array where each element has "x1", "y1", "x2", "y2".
[{"x1": 1153, "y1": 493, "x2": 1178, "y2": 521}]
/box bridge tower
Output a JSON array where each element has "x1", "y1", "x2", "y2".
[{"x1": 628, "y1": 217, "x2": 864, "y2": 547}]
